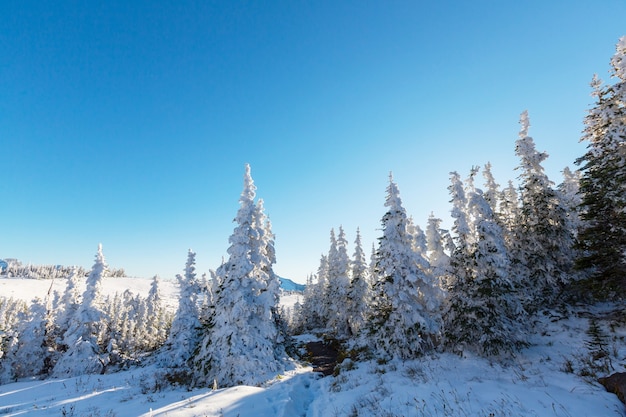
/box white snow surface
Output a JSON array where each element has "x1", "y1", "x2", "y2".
[{"x1": 1, "y1": 276, "x2": 625, "y2": 416}]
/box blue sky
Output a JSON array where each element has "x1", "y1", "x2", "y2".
[{"x1": 1, "y1": 1, "x2": 625, "y2": 283}]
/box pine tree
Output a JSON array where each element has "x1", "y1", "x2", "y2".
[
  {"x1": 514, "y1": 111, "x2": 575, "y2": 308},
  {"x1": 142, "y1": 275, "x2": 169, "y2": 351},
  {"x1": 0, "y1": 298, "x2": 24, "y2": 383},
  {"x1": 558, "y1": 166, "x2": 583, "y2": 237},
  {"x1": 575, "y1": 37, "x2": 626, "y2": 296},
  {"x1": 482, "y1": 162, "x2": 500, "y2": 214},
  {"x1": 310, "y1": 254, "x2": 329, "y2": 331},
  {"x1": 368, "y1": 174, "x2": 440, "y2": 359},
  {"x1": 325, "y1": 226, "x2": 351, "y2": 337},
  {"x1": 13, "y1": 298, "x2": 50, "y2": 378},
  {"x1": 444, "y1": 179, "x2": 526, "y2": 357},
  {"x1": 446, "y1": 172, "x2": 474, "y2": 291},
  {"x1": 193, "y1": 164, "x2": 285, "y2": 387},
  {"x1": 426, "y1": 213, "x2": 451, "y2": 290},
  {"x1": 407, "y1": 217, "x2": 427, "y2": 255},
  {"x1": 498, "y1": 180, "x2": 520, "y2": 248},
  {"x1": 53, "y1": 244, "x2": 109, "y2": 377},
  {"x1": 160, "y1": 250, "x2": 202, "y2": 370},
  {"x1": 346, "y1": 228, "x2": 371, "y2": 335},
  {"x1": 53, "y1": 267, "x2": 83, "y2": 354}
]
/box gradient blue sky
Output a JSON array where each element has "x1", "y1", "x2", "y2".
[{"x1": 2, "y1": 1, "x2": 625, "y2": 283}]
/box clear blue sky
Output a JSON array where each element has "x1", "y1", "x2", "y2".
[{"x1": 1, "y1": 1, "x2": 625, "y2": 283}]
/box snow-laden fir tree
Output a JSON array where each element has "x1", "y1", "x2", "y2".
[
  {"x1": 482, "y1": 162, "x2": 500, "y2": 215},
  {"x1": 558, "y1": 167, "x2": 583, "y2": 237},
  {"x1": 140, "y1": 275, "x2": 169, "y2": 352},
  {"x1": 12, "y1": 298, "x2": 49, "y2": 379},
  {"x1": 325, "y1": 226, "x2": 352, "y2": 337},
  {"x1": 53, "y1": 244, "x2": 109, "y2": 377},
  {"x1": 0, "y1": 298, "x2": 27, "y2": 383},
  {"x1": 575, "y1": 37, "x2": 626, "y2": 296},
  {"x1": 444, "y1": 177, "x2": 527, "y2": 357},
  {"x1": 307, "y1": 254, "x2": 330, "y2": 331},
  {"x1": 498, "y1": 180, "x2": 520, "y2": 250},
  {"x1": 368, "y1": 174, "x2": 441, "y2": 359},
  {"x1": 407, "y1": 217, "x2": 428, "y2": 255},
  {"x1": 514, "y1": 112, "x2": 575, "y2": 308},
  {"x1": 159, "y1": 250, "x2": 202, "y2": 371},
  {"x1": 193, "y1": 164, "x2": 285, "y2": 387},
  {"x1": 252, "y1": 198, "x2": 290, "y2": 353},
  {"x1": 321, "y1": 228, "x2": 338, "y2": 329},
  {"x1": 445, "y1": 172, "x2": 474, "y2": 291},
  {"x1": 54, "y1": 267, "x2": 83, "y2": 352},
  {"x1": 346, "y1": 228, "x2": 371, "y2": 336},
  {"x1": 426, "y1": 213, "x2": 451, "y2": 291}
]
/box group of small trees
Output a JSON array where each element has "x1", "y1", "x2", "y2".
[
  {"x1": 0, "y1": 245, "x2": 171, "y2": 383},
  {"x1": 294, "y1": 36, "x2": 626, "y2": 359},
  {"x1": 0, "y1": 165, "x2": 287, "y2": 389},
  {"x1": 0, "y1": 262, "x2": 126, "y2": 280}
]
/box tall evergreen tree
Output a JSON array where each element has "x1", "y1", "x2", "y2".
[
  {"x1": 160, "y1": 250, "x2": 202, "y2": 370},
  {"x1": 514, "y1": 111, "x2": 575, "y2": 307},
  {"x1": 13, "y1": 298, "x2": 50, "y2": 378},
  {"x1": 575, "y1": 37, "x2": 626, "y2": 296},
  {"x1": 426, "y1": 213, "x2": 451, "y2": 289},
  {"x1": 305, "y1": 254, "x2": 329, "y2": 331},
  {"x1": 444, "y1": 181, "x2": 526, "y2": 357},
  {"x1": 0, "y1": 298, "x2": 27, "y2": 383},
  {"x1": 54, "y1": 267, "x2": 83, "y2": 353},
  {"x1": 482, "y1": 162, "x2": 500, "y2": 214},
  {"x1": 368, "y1": 174, "x2": 440, "y2": 359},
  {"x1": 346, "y1": 228, "x2": 371, "y2": 335},
  {"x1": 558, "y1": 167, "x2": 583, "y2": 237},
  {"x1": 53, "y1": 244, "x2": 109, "y2": 377},
  {"x1": 407, "y1": 217, "x2": 428, "y2": 255},
  {"x1": 193, "y1": 164, "x2": 284, "y2": 387},
  {"x1": 140, "y1": 276, "x2": 169, "y2": 352},
  {"x1": 498, "y1": 180, "x2": 520, "y2": 250},
  {"x1": 446, "y1": 171, "x2": 474, "y2": 292},
  {"x1": 326, "y1": 226, "x2": 351, "y2": 337}
]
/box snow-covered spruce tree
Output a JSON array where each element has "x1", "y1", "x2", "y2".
[
  {"x1": 140, "y1": 275, "x2": 170, "y2": 352},
  {"x1": 320, "y1": 228, "x2": 339, "y2": 330},
  {"x1": 575, "y1": 37, "x2": 626, "y2": 297},
  {"x1": 54, "y1": 267, "x2": 83, "y2": 353},
  {"x1": 12, "y1": 298, "x2": 49, "y2": 378},
  {"x1": 444, "y1": 175, "x2": 526, "y2": 357},
  {"x1": 346, "y1": 228, "x2": 371, "y2": 336},
  {"x1": 304, "y1": 254, "x2": 330, "y2": 331},
  {"x1": 426, "y1": 213, "x2": 451, "y2": 291},
  {"x1": 558, "y1": 167, "x2": 583, "y2": 237},
  {"x1": 0, "y1": 298, "x2": 29, "y2": 382},
  {"x1": 407, "y1": 217, "x2": 428, "y2": 255},
  {"x1": 193, "y1": 164, "x2": 285, "y2": 387},
  {"x1": 482, "y1": 162, "x2": 500, "y2": 215},
  {"x1": 325, "y1": 226, "x2": 351, "y2": 337},
  {"x1": 159, "y1": 250, "x2": 202, "y2": 372},
  {"x1": 53, "y1": 244, "x2": 110, "y2": 377},
  {"x1": 444, "y1": 172, "x2": 474, "y2": 293},
  {"x1": 497, "y1": 180, "x2": 521, "y2": 259},
  {"x1": 253, "y1": 198, "x2": 291, "y2": 355},
  {"x1": 513, "y1": 111, "x2": 575, "y2": 308},
  {"x1": 368, "y1": 174, "x2": 441, "y2": 359}
]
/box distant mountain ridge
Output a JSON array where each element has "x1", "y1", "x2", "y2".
[{"x1": 278, "y1": 276, "x2": 305, "y2": 292}]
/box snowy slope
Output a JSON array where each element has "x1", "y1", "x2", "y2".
[{"x1": 0, "y1": 277, "x2": 625, "y2": 416}]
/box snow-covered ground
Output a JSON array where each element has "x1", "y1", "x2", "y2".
[{"x1": 0, "y1": 277, "x2": 624, "y2": 416}]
